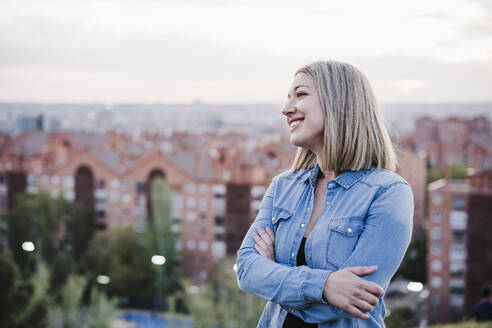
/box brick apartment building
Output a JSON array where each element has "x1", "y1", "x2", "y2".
[
  {"x1": 0, "y1": 130, "x2": 294, "y2": 283},
  {"x1": 406, "y1": 116, "x2": 491, "y2": 168},
  {"x1": 427, "y1": 168, "x2": 492, "y2": 324},
  {"x1": 1, "y1": 129, "x2": 426, "y2": 282}
]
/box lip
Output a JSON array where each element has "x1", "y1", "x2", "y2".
[{"x1": 289, "y1": 118, "x2": 304, "y2": 133}]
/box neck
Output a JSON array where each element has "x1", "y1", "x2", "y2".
[{"x1": 315, "y1": 156, "x2": 339, "y2": 180}]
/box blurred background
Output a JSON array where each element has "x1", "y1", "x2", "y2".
[{"x1": 1, "y1": 0, "x2": 492, "y2": 327}]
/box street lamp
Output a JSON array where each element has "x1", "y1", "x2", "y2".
[
  {"x1": 151, "y1": 255, "x2": 166, "y2": 266},
  {"x1": 151, "y1": 255, "x2": 166, "y2": 312},
  {"x1": 21, "y1": 241, "x2": 35, "y2": 252},
  {"x1": 96, "y1": 275, "x2": 111, "y2": 285}
]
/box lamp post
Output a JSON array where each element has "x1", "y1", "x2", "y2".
[{"x1": 152, "y1": 255, "x2": 166, "y2": 312}]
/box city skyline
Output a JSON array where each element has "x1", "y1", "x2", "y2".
[{"x1": 1, "y1": 0, "x2": 492, "y2": 103}]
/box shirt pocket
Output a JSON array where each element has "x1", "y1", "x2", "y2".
[
  {"x1": 326, "y1": 216, "x2": 365, "y2": 267},
  {"x1": 271, "y1": 207, "x2": 292, "y2": 231}
]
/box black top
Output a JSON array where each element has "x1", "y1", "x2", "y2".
[
  {"x1": 474, "y1": 300, "x2": 492, "y2": 322},
  {"x1": 282, "y1": 237, "x2": 318, "y2": 328}
]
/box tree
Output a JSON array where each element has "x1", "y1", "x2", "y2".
[
  {"x1": 0, "y1": 251, "x2": 49, "y2": 328},
  {"x1": 82, "y1": 227, "x2": 155, "y2": 308},
  {"x1": 147, "y1": 177, "x2": 182, "y2": 308},
  {"x1": 395, "y1": 234, "x2": 427, "y2": 283},
  {"x1": 6, "y1": 190, "x2": 91, "y2": 281},
  {"x1": 185, "y1": 257, "x2": 266, "y2": 328}
]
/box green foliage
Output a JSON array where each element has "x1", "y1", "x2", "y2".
[
  {"x1": 185, "y1": 257, "x2": 266, "y2": 328},
  {"x1": 82, "y1": 227, "x2": 155, "y2": 308},
  {"x1": 51, "y1": 274, "x2": 117, "y2": 328},
  {"x1": 6, "y1": 190, "x2": 92, "y2": 279},
  {"x1": 0, "y1": 251, "x2": 49, "y2": 328},
  {"x1": 430, "y1": 321, "x2": 492, "y2": 328},
  {"x1": 427, "y1": 165, "x2": 470, "y2": 184},
  {"x1": 385, "y1": 307, "x2": 413, "y2": 328},
  {"x1": 395, "y1": 234, "x2": 427, "y2": 283}
]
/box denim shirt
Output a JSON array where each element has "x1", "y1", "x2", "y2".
[{"x1": 236, "y1": 164, "x2": 413, "y2": 328}]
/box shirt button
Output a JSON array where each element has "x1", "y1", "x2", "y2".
[
  {"x1": 291, "y1": 252, "x2": 295, "y2": 257},
  {"x1": 301, "y1": 223, "x2": 306, "y2": 228},
  {"x1": 328, "y1": 183, "x2": 335, "y2": 189},
  {"x1": 308, "y1": 255, "x2": 311, "y2": 259},
  {"x1": 347, "y1": 228, "x2": 353, "y2": 233},
  {"x1": 272, "y1": 216, "x2": 275, "y2": 222}
]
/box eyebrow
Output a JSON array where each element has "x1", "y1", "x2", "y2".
[{"x1": 288, "y1": 84, "x2": 310, "y2": 98}]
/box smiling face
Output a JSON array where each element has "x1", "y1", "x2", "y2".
[{"x1": 282, "y1": 72, "x2": 325, "y2": 153}]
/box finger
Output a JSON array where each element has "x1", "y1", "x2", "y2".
[
  {"x1": 352, "y1": 298, "x2": 374, "y2": 313},
  {"x1": 344, "y1": 305, "x2": 369, "y2": 320},
  {"x1": 253, "y1": 233, "x2": 270, "y2": 251},
  {"x1": 254, "y1": 243, "x2": 269, "y2": 258},
  {"x1": 362, "y1": 281, "x2": 385, "y2": 297},
  {"x1": 265, "y1": 226, "x2": 275, "y2": 240},
  {"x1": 347, "y1": 266, "x2": 378, "y2": 276},
  {"x1": 256, "y1": 227, "x2": 274, "y2": 246},
  {"x1": 359, "y1": 289, "x2": 379, "y2": 307}
]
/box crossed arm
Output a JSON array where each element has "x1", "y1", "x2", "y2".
[{"x1": 236, "y1": 179, "x2": 413, "y2": 323}]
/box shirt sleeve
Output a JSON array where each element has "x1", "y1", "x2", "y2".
[
  {"x1": 236, "y1": 177, "x2": 332, "y2": 309},
  {"x1": 283, "y1": 181, "x2": 414, "y2": 323}
]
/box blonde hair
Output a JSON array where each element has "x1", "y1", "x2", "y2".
[{"x1": 291, "y1": 61, "x2": 396, "y2": 172}]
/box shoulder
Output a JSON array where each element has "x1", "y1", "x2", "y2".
[
  {"x1": 273, "y1": 168, "x2": 311, "y2": 183},
  {"x1": 362, "y1": 168, "x2": 410, "y2": 190}
]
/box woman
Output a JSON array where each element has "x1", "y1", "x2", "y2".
[{"x1": 236, "y1": 61, "x2": 413, "y2": 328}]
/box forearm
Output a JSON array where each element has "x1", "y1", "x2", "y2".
[{"x1": 237, "y1": 218, "x2": 330, "y2": 309}]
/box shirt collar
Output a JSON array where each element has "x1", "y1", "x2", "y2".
[{"x1": 304, "y1": 163, "x2": 374, "y2": 189}]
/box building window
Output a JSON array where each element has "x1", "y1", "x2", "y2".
[
  {"x1": 98, "y1": 179, "x2": 106, "y2": 189},
  {"x1": 122, "y1": 194, "x2": 131, "y2": 204},
  {"x1": 449, "y1": 279, "x2": 465, "y2": 294},
  {"x1": 199, "y1": 184, "x2": 208, "y2": 193},
  {"x1": 432, "y1": 295, "x2": 441, "y2": 307},
  {"x1": 199, "y1": 240, "x2": 209, "y2": 251},
  {"x1": 432, "y1": 211, "x2": 442, "y2": 223},
  {"x1": 136, "y1": 181, "x2": 146, "y2": 193},
  {"x1": 200, "y1": 227, "x2": 207, "y2": 235},
  {"x1": 452, "y1": 231, "x2": 465, "y2": 243},
  {"x1": 431, "y1": 244, "x2": 442, "y2": 256},
  {"x1": 450, "y1": 245, "x2": 466, "y2": 260},
  {"x1": 199, "y1": 197, "x2": 208, "y2": 211},
  {"x1": 430, "y1": 276, "x2": 442, "y2": 288},
  {"x1": 186, "y1": 240, "x2": 196, "y2": 250},
  {"x1": 450, "y1": 262, "x2": 466, "y2": 277},
  {"x1": 51, "y1": 175, "x2": 60, "y2": 185},
  {"x1": 213, "y1": 198, "x2": 226, "y2": 215},
  {"x1": 96, "y1": 209, "x2": 106, "y2": 218},
  {"x1": 214, "y1": 233, "x2": 224, "y2": 241},
  {"x1": 431, "y1": 227, "x2": 442, "y2": 241},
  {"x1": 250, "y1": 200, "x2": 261, "y2": 212},
  {"x1": 186, "y1": 183, "x2": 196, "y2": 193},
  {"x1": 212, "y1": 184, "x2": 226, "y2": 197},
  {"x1": 187, "y1": 197, "x2": 196, "y2": 209},
  {"x1": 187, "y1": 211, "x2": 197, "y2": 222},
  {"x1": 187, "y1": 254, "x2": 195, "y2": 263},
  {"x1": 94, "y1": 190, "x2": 107, "y2": 203},
  {"x1": 450, "y1": 211, "x2": 467, "y2": 230},
  {"x1": 432, "y1": 194, "x2": 443, "y2": 205},
  {"x1": 0, "y1": 174, "x2": 6, "y2": 184},
  {"x1": 200, "y1": 256, "x2": 207, "y2": 264},
  {"x1": 215, "y1": 216, "x2": 224, "y2": 226},
  {"x1": 110, "y1": 179, "x2": 120, "y2": 189},
  {"x1": 251, "y1": 186, "x2": 265, "y2": 199},
  {"x1": 450, "y1": 294, "x2": 464, "y2": 308},
  {"x1": 452, "y1": 196, "x2": 466, "y2": 210},
  {"x1": 431, "y1": 260, "x2": 442, "y2": 272}
]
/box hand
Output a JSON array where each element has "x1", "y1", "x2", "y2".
[
  {"x1": 322, "y1": 266, "x2": 384, "y2": 319},
  {"x1": 253, "y1": 226, "x2": 276, "y2": 261}
]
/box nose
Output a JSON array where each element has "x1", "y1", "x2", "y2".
[{"x1": 281, "y1": 99, "x2": 296, "y2": 117}]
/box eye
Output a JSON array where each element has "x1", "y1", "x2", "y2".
[{"x1": 296, "y1": 91, "x2": 308, "y2": 97}]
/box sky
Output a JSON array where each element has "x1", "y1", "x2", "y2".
[{"x1": 1, "y1": 0, "x2": 492, "y2": 104}]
